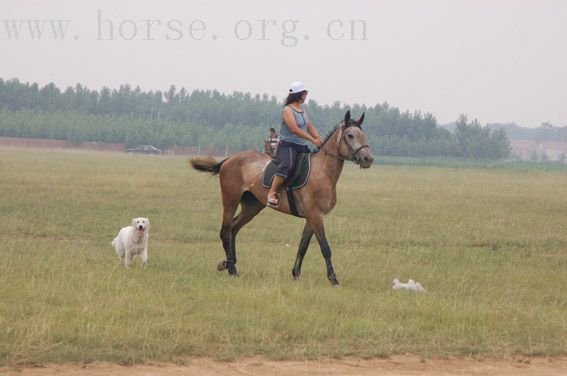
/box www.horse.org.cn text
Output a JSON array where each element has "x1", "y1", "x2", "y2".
[{"x1": 2, "y1": 11, "x2": 369, "y2": 47}]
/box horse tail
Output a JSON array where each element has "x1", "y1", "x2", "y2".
[{"x1": 189, "y1": 156, "x2": 227, "y2": 175}]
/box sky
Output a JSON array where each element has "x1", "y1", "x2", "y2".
[{"x1": 1, "y1": 0, "x2": 566, "y2": 128}]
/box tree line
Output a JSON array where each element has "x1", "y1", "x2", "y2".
[
  {"x1": 0, "y1": 78, "x2": 510, "y2": 159},
  {"x1": 486, "y1": 121, "x2": 567, "y2": 142}
]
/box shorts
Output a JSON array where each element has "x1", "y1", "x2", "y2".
[{"x1": 274, "y1": 141, "x2": 310, "y2": 179}]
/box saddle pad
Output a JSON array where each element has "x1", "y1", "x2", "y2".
[{"x1": 261, "y1": 153, "x2": 312, "y2": 190}]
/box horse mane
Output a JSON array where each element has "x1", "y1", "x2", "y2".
[{"x1": 314, "y1": 122, "x2": 343, "y2": 153}]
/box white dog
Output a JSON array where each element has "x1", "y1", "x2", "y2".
[
  {"x1": 392, "y1": 278, "x2": 426, "y2": 292},
  {"x1": 111, "y1": 217, "x2": 150, "y2": 269}
]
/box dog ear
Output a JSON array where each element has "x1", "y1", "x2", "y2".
[
  {"x1": 131, "y1": 218, "x2": 137, "y2": 227},
  {"x1": 145, "y1": 218, "x2": 150, "y2": 229}
]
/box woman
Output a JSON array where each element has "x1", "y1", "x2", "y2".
[
  {"x1": 267, "y1": 81, "x2": 323, "y2": 208},
  {"x1": 264, "y1": 127, "x2": 279, "y2": 157}
]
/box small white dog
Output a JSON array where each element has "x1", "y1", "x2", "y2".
[
  {"x1": 392, "y1": 278, "x2": 426, "y2": 292},
  {"x1": 111, "y1": 217, "x2": 150, "y2": 269}
]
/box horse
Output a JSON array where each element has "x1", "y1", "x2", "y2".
[{"x1": 190, "y1": 111, "x2": 374, "y2": 286}]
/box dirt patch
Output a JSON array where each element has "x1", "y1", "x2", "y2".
[{"x1": 2, "y1": 356, "x2": 567, "y2": 376}]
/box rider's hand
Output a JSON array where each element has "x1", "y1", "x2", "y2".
[{"x1": 312, "y1": 137, "x2": 323, "y2": 148}]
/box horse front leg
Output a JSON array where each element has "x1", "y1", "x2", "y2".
[
  {"x1": 292, "y1": 221, "x2": 313, "y2": 280},
  {"x1": 307, "y1": 215, "x2": 339, "y2": 286}
]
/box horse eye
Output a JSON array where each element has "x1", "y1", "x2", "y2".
[{"x1": 347, "y1": 134, "x2": 354, "y2": 139}]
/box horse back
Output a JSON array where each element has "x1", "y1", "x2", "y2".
[{"x1": 218, "y1": 150, "x2": 270, "y2": 189}]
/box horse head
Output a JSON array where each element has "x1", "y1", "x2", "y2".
[{"x1": 339, "y1": 111, "x2": 374, "y2": 168}]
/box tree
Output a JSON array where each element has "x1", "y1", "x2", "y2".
[{"x1": 0, "y1": 79, "x2": 510, "y2": 159}]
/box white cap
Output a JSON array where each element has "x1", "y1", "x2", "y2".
[{"x1": 289, "y1": 81, "x2": 308, "y2": 94}]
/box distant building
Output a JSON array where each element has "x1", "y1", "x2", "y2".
[{"x1": 509, "y1": 140, "x2": 567, "y2": 162}]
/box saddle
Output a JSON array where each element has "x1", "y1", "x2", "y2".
[{"x1": 261, "y1": 153, "x2": 312, "y2": 190}]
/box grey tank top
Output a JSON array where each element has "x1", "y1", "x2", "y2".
[{"x1": 279, "y1": 105, "x2": 309, "y2": 146}]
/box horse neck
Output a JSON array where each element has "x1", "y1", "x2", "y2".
[{"x1": 316, "y1": 127, "x2": 345, "y2": 184}]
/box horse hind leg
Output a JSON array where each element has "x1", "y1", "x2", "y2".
[
  {"x1": 218, "y1": 190, "x2": 240, "y2": 276},
  {"x1": 218, "y1": 191, "x2": 264, "y2": 276},
  {"x1": 232, "y1": 192, "x2": 265, "y2": 237}
]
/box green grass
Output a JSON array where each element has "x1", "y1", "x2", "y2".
[
  {"x1": 1, "y1": 147, "x2": 567, "y2": 365},
  {"x1": 377, "y1": 155, "x2": 567, "y2": 171}
]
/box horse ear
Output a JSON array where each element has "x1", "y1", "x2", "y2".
[
  {"x1": 357, "y1": 112, "x2": 365, "y2": 127},
  {"x1": 344, "y1": 111, "x2": 351, "y2": 126}
]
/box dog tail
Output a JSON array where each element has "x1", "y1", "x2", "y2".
[{"x1": 189, "y1": 156, "x2": 228, "y2": 176}]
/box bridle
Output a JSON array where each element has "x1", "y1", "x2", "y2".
[
  {"x1": 344, "y1": 135, "x2": 370, "y2": 165},
  {"x1": 322, "y1": 122, "x2": 370, "y2": 165}
]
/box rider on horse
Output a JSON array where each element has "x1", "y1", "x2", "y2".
[{"x1": 267, "y1": 82, "x2": 323, "y2": 208}]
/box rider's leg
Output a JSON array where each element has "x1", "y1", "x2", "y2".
[{"x1": 268, "y1": 175, "x2": 285, "y2": 203}]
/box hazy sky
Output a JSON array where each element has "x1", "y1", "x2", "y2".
[{"x1": 1, "y1": 0, "x2": 566, "y2": 127}]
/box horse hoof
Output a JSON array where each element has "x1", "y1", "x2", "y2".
[
  {"x1": 292, "y1": 270, "x2": 300, "y2": 280},
  {"x1": 228, "y1": 268, "x2": 240, "y2": 277},
  {"x1": 217, "y1": 260, "x2": 228, "y2": 271},
  {"x1": 329, "y1": 274, "x2": 340, "y2": 286}
]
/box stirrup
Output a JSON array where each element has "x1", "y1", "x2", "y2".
[{"x1": 267, "y1": 193, "x2": 280, "y2": 208}]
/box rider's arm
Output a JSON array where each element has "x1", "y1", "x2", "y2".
[
  {"x1": 306, "y1": 122, "x2": 321, "y2": 141},
  {"x1": 283, "y1": 107, "x2": 317, "y2": 144},
  {"x1": 305, "y1": 112, "x2": 322, "y2": 144}
]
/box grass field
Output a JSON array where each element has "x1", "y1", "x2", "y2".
[{"x1": 1, "y1": 147, "x2": 566, "y2": 366}]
